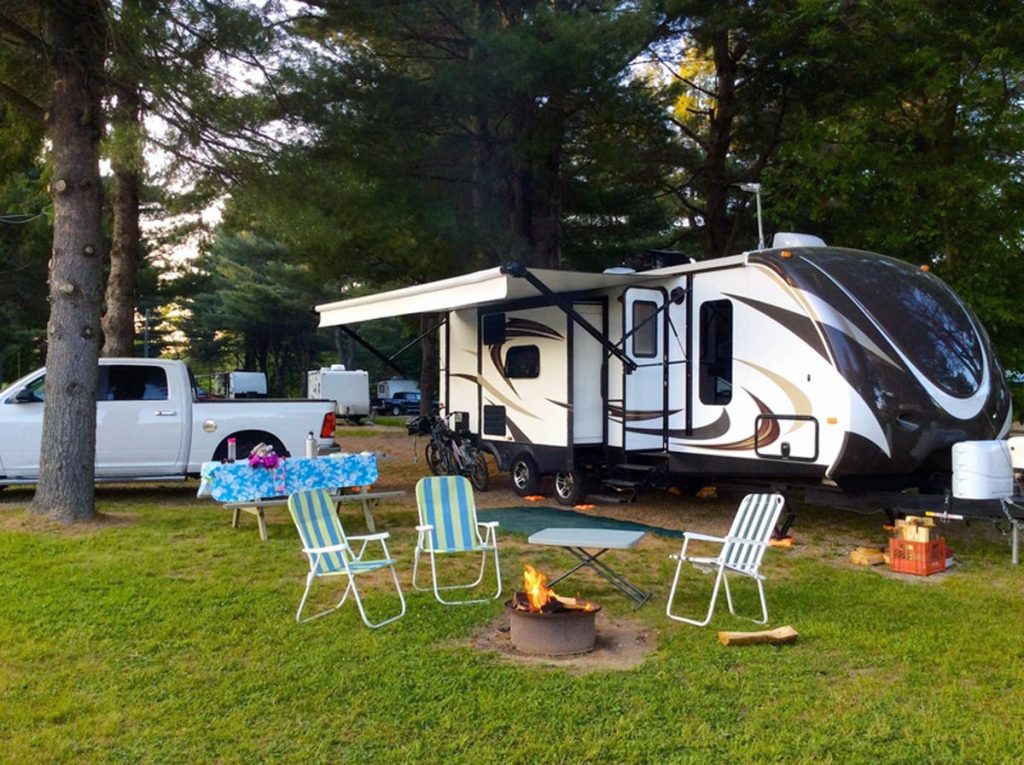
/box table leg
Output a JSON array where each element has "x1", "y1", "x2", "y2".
[
  {"x1": 557, "y1": 547, "x2": 652, "y2": 608},
  {"x1": 358, "y1": 486, "x2": 377, "y2": 533},
  {"x1": 256, "y1": 507, "x2": 268, "y2": 541},
  {"x1": 231, "y1": 507, "x2": 241, "y2": 528}
]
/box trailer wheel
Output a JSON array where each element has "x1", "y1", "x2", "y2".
[
  {"x1": 510, "y1": 454, "x2": 541, "y2": 497},
  {"x1": 554, "y1": 470, "x2": 583, "y2": 506}
]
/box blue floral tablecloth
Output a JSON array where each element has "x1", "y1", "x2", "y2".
[{"x1": 197, "y1": 453, "x2": 379, "y2": 502}]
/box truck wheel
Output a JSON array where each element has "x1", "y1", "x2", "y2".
[
  {"x1": 391, "y1": 405, "x2": 403, "y2": 416},
  {"x1": 554, "y1": 469, "x2": 583, "y2": 506},
  {"x1": 510, "y1": 454, "x2": 541, "y2": 497}
]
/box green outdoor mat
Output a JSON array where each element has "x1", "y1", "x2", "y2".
[{"x1": 477, "y1": 505, "x2": 683, "y2": 538}]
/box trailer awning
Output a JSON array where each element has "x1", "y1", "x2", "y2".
[{"x1": 315, "y1": 266, "x2": 645, "y2": 327}]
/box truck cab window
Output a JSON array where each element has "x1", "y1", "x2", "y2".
[
  {"x1": 699, "y1": 300, "x2": 733, "y2": 405},
  {"x1": 98, "y1": 366, "x2": 169, "y2": 401},
  {"x1": 505, "y1": 345, "x2": 540, "y2": 379}
]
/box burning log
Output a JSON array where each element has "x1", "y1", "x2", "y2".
[{"x1": 506, "y1": 564, "x2": 602, "y2": 656}]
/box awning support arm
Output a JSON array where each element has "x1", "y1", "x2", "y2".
[
  {"x1": 338, "y1": 326, "x2": 411, "y2": 378},
  {"x1": 500, "y1": 261, "x2": 637, "y2": 373}
]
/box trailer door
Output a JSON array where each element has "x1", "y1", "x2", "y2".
[{"x1": 623, "y1": 287, "x2": 667, "y2": 452}]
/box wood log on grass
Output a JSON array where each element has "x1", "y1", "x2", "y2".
[{"x1": 718, "y1": 625, "x2": 799, "y2": 646}]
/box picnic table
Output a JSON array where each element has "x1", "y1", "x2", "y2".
[
  {"x1": 528, "y1": 527, "x2": 652, "y2": 608},
  {"x1": 198, "y1": 453, "x2": 403, "y2": 540}
]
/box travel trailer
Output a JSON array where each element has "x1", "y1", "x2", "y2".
[
  {"x1": 315, "y1": 236, "x2": 1016, "y2": 517},
  {"x1": 307, "y1": 365, "x2": 371, "y2": 423}
]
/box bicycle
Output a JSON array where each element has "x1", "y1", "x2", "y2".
[{"x1": 408, "y1": 414, "x2": 490, "y2": 491}]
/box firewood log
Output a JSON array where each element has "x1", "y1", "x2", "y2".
[{"x1": 717, "y1": 625, "x2": 799, "y2": 646}]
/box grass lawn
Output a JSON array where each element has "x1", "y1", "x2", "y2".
[{"x1": 1, "y1": 485, "x2": 1023, "y2": 764}]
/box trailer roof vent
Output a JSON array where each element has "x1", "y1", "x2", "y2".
[{"x1": 772, "y1": 232, "x2": 826, "y2": 249}]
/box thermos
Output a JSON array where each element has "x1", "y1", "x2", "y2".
[
  {"x1": 305, "y1": 431, "x2": 316, "y2": 458},
  {"x1": 226, "y1": 437, "x2": 237, "y2": 463}
]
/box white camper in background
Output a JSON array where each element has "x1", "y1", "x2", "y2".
[
  {"x1": 307, "y1": 365, "x2": 371, "y2": 423},
  {"x1": 376, "y1": 378, "x2": 419, "y2": 401},
  {"x1": 314, "y1": 237, "x2": 1014, "y2": 517},
  {"x1": 217, "y1": 370, "x2": 267, "y2": 399}
]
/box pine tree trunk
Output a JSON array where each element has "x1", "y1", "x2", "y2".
[
  {"x1": 31, "y1": 0, "x2": 107, "y2": 523},
  {"x1": 419, "y1": 314, "x2": 438, "y2": 416},
  {"x1": 101, "y1": 86, "x2": 142, "y2": 357}
]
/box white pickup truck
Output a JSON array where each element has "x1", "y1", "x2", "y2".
[{"x1": 0, "y1": 358, "x2": 338, "y2": 485}]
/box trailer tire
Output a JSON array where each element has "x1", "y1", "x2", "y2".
[
  {"x1": 553, "y1": 470, "x2": 583, "y2": 506},
  {"x1": 510, "y1": 454, "x2": 541, "y2": 497}
]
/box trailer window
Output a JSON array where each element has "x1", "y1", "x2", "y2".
[
  {"x1": 631, "y1": 300, "x2": 658, "y2": 358},
  {"x1": 505, "y1": 345, "x2": 540, "y2": 379},
  {"x1": 699, "y1": 300, "x2": 733, "y2": 405}
]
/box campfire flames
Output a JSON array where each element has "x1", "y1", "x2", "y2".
[{"x1": 513, "y1": 564, "x2": 595, "y2": 613}]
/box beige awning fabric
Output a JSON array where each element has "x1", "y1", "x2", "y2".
[{"x1": 315, "y1": 267, "x2": 645, "y2": 328}]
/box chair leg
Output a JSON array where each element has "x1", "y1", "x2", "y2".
[
  {"x1": 349, "y1": 567, "x2": 406, "y2": 629},
  {"x1": 666, "y1": 560, "x2": 725, "y2": 627},
  {"x1": 722, "y1": 572, "x2": 734, "y2": 615},
  {"x1": 296, "y1": 574, "x2": 352, "y2": 624},
  {"x1": 755, "y1": 579, "x2": 769, "y2": 625},
  {"x1": 426, "y1": 548, "x2": 500, "y2": 605}
]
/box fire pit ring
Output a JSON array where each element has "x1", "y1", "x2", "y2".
[{"x1": 505, "y1": 599, "x2": 602, "y2": 656}]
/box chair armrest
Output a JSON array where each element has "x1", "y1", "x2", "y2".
[
  {"x1": 477, "y1": 521, "x2": 499, "y2": 529},
  {"x1": 683, "y1": 531, "x2": 726, "y2": 544},
  {"x1": 347, "y1": 532, "x2": 390, "y2": 543},
  {"x1": 415, "y1": 524, "x2": 434, "y2": 532},
  {"x1": 302, "y1": 542, "x2": 350, "y2": 555}
]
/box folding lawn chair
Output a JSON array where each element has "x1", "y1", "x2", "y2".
[
  {"x1": 288, "y1": 489, "x2": 406, "y2": 627},
  {"x1": 413, "y1": 475, "x2": 501, "y2": 605},
  {"x1": 666, "y1": 493, "x2": 785, "y2": 626}
]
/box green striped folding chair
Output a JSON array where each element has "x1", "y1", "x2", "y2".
[
  {"x1": 413, "y1": 476, "x2": 501, "y2": 605},
  {"x1": 666, "y1": 493, "x2": 785, "y2": 626},
  {"x1": 288, "y1": 489, "x2": 406, "y2": 627}
]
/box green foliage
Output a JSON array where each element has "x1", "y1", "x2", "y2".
[
  {"x1": 172, "y1": 231, "x2": 334, "y2": 394},
  {"x1": 0, "y1": 105, "x2": 50, "y2": 385},
  {"x1": 764, "y1": 1, "x2": 1024, "y2": 381},
  {"x1": 1, "y1": 488, "x2": 1023, "y2": 762}
]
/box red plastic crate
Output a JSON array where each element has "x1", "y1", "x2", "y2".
[{"x1": 888, "y1": 537, "x2": 948, "y2": 576}]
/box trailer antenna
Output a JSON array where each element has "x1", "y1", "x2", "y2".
[{"x1": 739, "y1": 183, "x2": 765, "y2": 250}]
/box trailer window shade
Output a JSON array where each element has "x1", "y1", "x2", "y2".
[
  {"x1": 505, "y1": 345, "x2": 540, "y2": 379},
  {"x1": 699, "y1": 300, "x2": 733, "y2": 405},
  {"x1": 631, "y1": 300, "x2": 658, "y2": 358}
]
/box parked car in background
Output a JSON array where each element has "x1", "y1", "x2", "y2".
[{"x1": 376, "y1": 390, "x2": 423, "y2": 416}]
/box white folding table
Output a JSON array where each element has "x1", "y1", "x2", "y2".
[{"x1": 527, "y1": 527, "x2": 652, "y2": 607}]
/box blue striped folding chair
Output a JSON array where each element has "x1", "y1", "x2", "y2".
[
  {"x1": 287, "y1": 489, "x2": 406, "y2": 628},
  {"x1": 666, "y1": 493, "x2": 785, "y2": 626},
  {"x1": 413, "y1": 476, "x2": 501, "y2": 605}
]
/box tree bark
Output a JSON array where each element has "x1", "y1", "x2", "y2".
[
  {"x1": 31, "y1": 0, "x2": 107, "y2": 523},
  {"x1": 702, "y1": 29, "x2": 741, "y2": 259},
  {"x1": 101, "y1": 84, "x2": 143, "y2": 357},
  {"x1": 419, "y1": 313, "x2": 438, "y2": 416}
]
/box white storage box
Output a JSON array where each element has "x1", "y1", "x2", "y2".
[{"x1": 952, "y1": 440, "x2": 1013, "y2": 499}]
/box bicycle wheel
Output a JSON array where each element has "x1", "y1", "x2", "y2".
[
  {"x1": 466, "y1": 448, "x2": 490, "y2": 492},
  {"x1": 425, "y1": 441, "x2": 444, "y2": 476}
]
